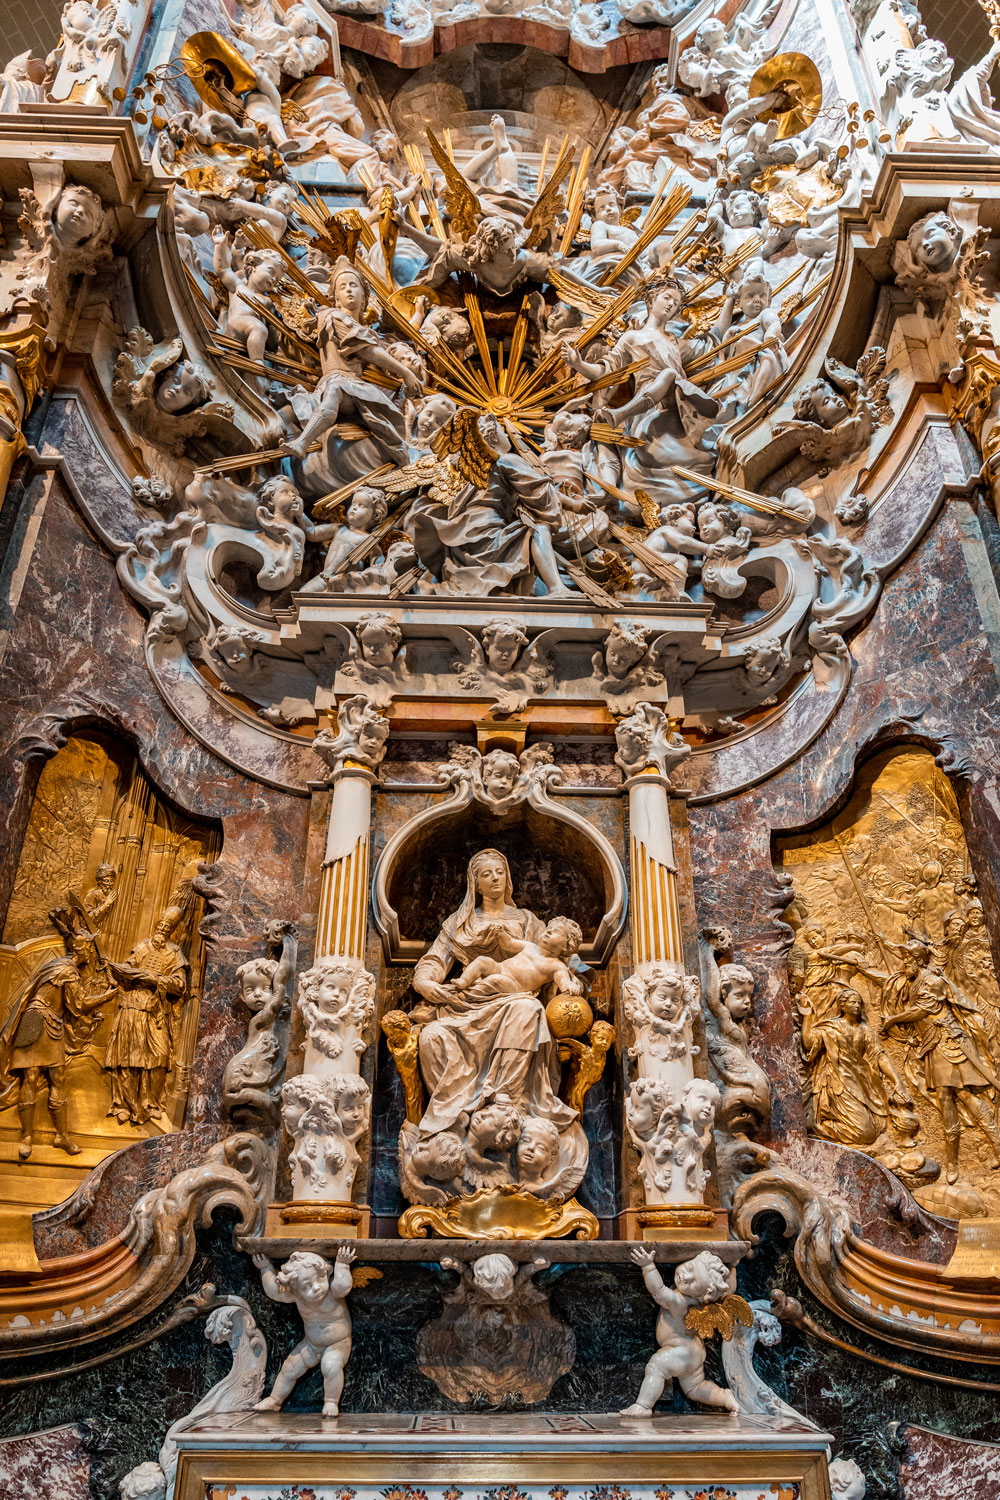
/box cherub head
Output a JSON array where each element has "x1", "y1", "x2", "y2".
[
  {"x1": 792, "y1": 377, "x2": 850, "y2": 430},
  {"x1": 516, "y1": 1117, "x2": 561, "y2": 1180},
  {"x1": 357, "y1": 610, "x2": 401, "y2": 667},
  {"x1": 299, "y1": 956, "x2": 369, "y2": 1020},
  {"x1": 275, "y1": 1249, "x2": 332, "y2": 1302},
  {"x1": 736, "y1": 260, "x2": 772, "y2": 317},
  {"x1": 539, "y1": 915, "x2": 583, "y2": 958},
  {"x1": 905, "y1": 210, "x2": 962, "y2": 275},
  {"x1": 645, "y1": 967, "x2": 687, "y2": 1017},
  {"x1": 719, "y1": 962, "x2": 754, "y2": 1022},
  {"x1": 154, "y1": 356, "x2": 209, "y2": 415},
  {"x1": 697, "y1": 501, "x2": 738, "y2": 544},
  {"x1": 828, "y1": 1457, "x2": 866, "y2": 1500},
  {"x1": 53, "y1": 182, "x2": 104, "y2": 250},
  {"x1": 243, "y1": 247, "x2": 285, "y2": 294},
  {"x1": 543, "y1": 410, "x2": 590, "y2": 452},
  {"x1": 472, "y1": 1252, "x2": 517, "y2": 1302},
  {"x1": 673, "y1": 1249, "x2": 731, "y2": 1305},
  {"x1": 603, "y1": 619, "x2": 649, "y2": 679},
  {"x1": 422, "y1": 304, "x2": 473, "y2": 355},
  {"x1": 626, "y1": 1078, "x2": 678, "y2": 1141},
  {"x1": 589, "y1": 1020, "x2": 615, "y2": 1059},
  {"x1": 693, "y1": 16, "x2": 727, "y2": 54},
  {"x1": 724, "y1": 190, "x2": 761, "y2": 229},
  {"x1": 281, "y1": 1074, "x2": 324, "y2": 1137},
  {"x1": 413, "y1": 392, "x2": 457, "y2": 448},
  {"x1": 481, "y1": 616, "x2": 528, "y2": 675},
  {"x1": 468, "y1": 1100, "x2": 522, "y2": 1153},
  {"x1": 381, "y1": 1008, "x2": 412, "y2": 1047},
  {"x1": 236, "y1": 954, "x2": 278, "y2": 1012},
  {"x1": 327, "y1": 1073, "x2": 370, "y2": 1140},
  {"x1": 546, "y1": 300, "x2": 582, "y2": 336},
  {"x1": 259, "y1": 474, "x2": 304, "y2": 523},
  {"x1": 591, "y1": 184, "x2": 624, "y2": 224},
  {"x1": 411, "y1": 1129, "x2": 466, "y2": 1183},
  {"x1": 481, "y1": 748, "x2": 520, "y2": 801},
  {"x1": 682, "y1": 1077, "x2": 720, "y2": 1130},
  {"x1": 346, "y1": 486, "x2": 389, "y2": 535},
  {"x1": 370, "y1": 128, "x2": 400, "y2": 164},
  {"x1": 662, "y1": 502, "x2": 697, "y2": 536}
]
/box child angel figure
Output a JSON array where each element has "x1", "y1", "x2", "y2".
[
  {"x1": 299, "y1": 485, "x2": 389, "y2": 594},
  {"x1": 623, "y1": 1247, "x2": 739, "y2": 1416},
  {"x1": 449, "y1": 915, "x2": 584, "y2": 1001},
  {"x1": 252, "y1": 1247, "x2": 356, "y2": 1418}
]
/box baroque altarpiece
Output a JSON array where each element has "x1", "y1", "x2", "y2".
[{"x1": 4, "y1": 0, "x2": 1000, "y2": 1494}]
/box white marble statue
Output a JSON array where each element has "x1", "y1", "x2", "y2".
[
  {"x1": 313, "y1": 694, "x2": 390, "y2": 776},
  {"x1": 252, "y1": 1247, "x2": 357, "y2": 1417},
  {"x1": 623, "y1": 1247, "x2": 740, "y2": 1415},
  {"x1": 281, "y1": 1072, "x2": 371, "y2": 1199},
  {"x1": 297, "y1": 957, "x2": 376, "y2": 1067},
  {"x1": 396, "y1": 848, "x2": 590, "y2": 1206}
]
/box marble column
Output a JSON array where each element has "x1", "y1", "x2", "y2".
[
  {"x1": 617, "y1": 706, "x2": 720, "y2": 1239},
  {"x1": 270, "y1": 696, "x2": 387, "y2": 1239}
]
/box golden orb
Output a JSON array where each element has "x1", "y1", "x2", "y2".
[{"x1": 546, "y1": 993, "x2": 594, "y2": 1039}]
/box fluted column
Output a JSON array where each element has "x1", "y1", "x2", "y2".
[
  {"x1": 269, "y1": 697, "x2": 387, "y2": 1240},
  {"x1": 616, "y1": 704, "x2": 720, "y2": 1240}
]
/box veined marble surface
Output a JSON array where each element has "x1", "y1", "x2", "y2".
[{"x1": 175, "y1": 1409, "x2": 830, "y2": 1452}]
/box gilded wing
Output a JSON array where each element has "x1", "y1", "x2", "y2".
[
  {"x1": 684, "y1": 1293, "x2": 754, "y2": 1341},
  {"x1": 350, "y1": 1267, "x2": 384, "y2": 1290},
  {"x1": 431, "y1": 408, "x2": 497, "y2": 491},
  {"x1": 523, "y1": 146, "x2": 574, "y2": 251},
  {"x1": 426, "y1": 131, "x2": 481, "y2": 240}
]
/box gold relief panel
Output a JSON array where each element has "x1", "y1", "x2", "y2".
[
  {"x1": 776, "y1": 747, "x2": 1000, "y2": 1220},
  {"x1": 0, "y1": 731, "x2": 220, "y2": 1232}
]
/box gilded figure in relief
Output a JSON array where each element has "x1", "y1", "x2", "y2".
[
  {"x1": 104, "y1": 902, "x2": 189, "y2": 1126},
  {"x1": 0, "y1": 916, "x2": 116, "y2": 1159},
  {"x1": 780, "y1": 749, "x2": 1000, "y2": 1212}
]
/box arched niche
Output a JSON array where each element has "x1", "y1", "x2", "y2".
[
  {"x1": 373, "y1": 789, "x2": 626, "y2": 968},
  {"x1": 0, "y1": 728, "x2": 220, "y2": 1215}
]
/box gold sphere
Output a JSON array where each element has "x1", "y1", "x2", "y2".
[{"x1": 546, "y1": 993, "x2": 594, "y2": 1040}]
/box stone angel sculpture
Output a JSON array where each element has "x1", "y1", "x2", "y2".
[
  {"x1": 14, "y1": 179, "x2": 113, "y2": 317},
  {"x1": 453, "y1": 616, "x2": 554, "y2": 717},
  {"x1": 252, "y1": 1247, "x2": 357, "y2": 1418},
  {"x1": 623, "y1": 1247, "x2": 741, "y2": 1415},
  {"x1": 614, "y1": 702, "x2": 691, "y2": 785},
  {"x1": 775, "y1": 349, "x2": 893, "y2": 472},
  {"x1": 112, "y1": 328, "x2": 234, "y2": 457},
  {"x1": 437, "y1": 740, "x2": 561, "y2": 815},
  {"x1": 313, "y1": 694, "x2": 390, "y2": 778},
  {"x1": 296, "y1": 956, "x2": 376, "y2": 1065},
  {"x1": 222, "y1": 920, "x2": 297, "y2": 1131},
  {"x1": 623, "y1": 965, "x2": 700, "y2": 1068},
  {"x1": 700, "y1": 925, "x2": 770, "y2": 1138},
  {"x1": 281, "y1": 1072, "x2": 371, "y2": 1199}
]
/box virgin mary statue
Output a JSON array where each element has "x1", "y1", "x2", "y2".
[{"x1": 400, "y1": 848, "x2": 589, "y2": 1205}]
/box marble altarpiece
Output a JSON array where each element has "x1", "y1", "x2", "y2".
[{"x1": 2, "y1": 0, "x2": 1000, "y2": 1497}]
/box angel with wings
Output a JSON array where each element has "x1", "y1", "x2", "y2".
[
  {"x1": 401, "y1": 410, "x2": 577, "y2": 597},
  {"x1": 776, "y1": 349, "x2": 893, "y2": 471},
  {"x1": 453, "y1": 616, "x2": 554, "y2": 716}
]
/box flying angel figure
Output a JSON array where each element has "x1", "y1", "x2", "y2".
[{"x1": 775, "y1": 347, "x2": 893, "y2": 470}]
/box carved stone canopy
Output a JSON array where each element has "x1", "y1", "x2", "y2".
[{"x1": 372, "y1": 743, "x2": 627, "y2": 966}]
